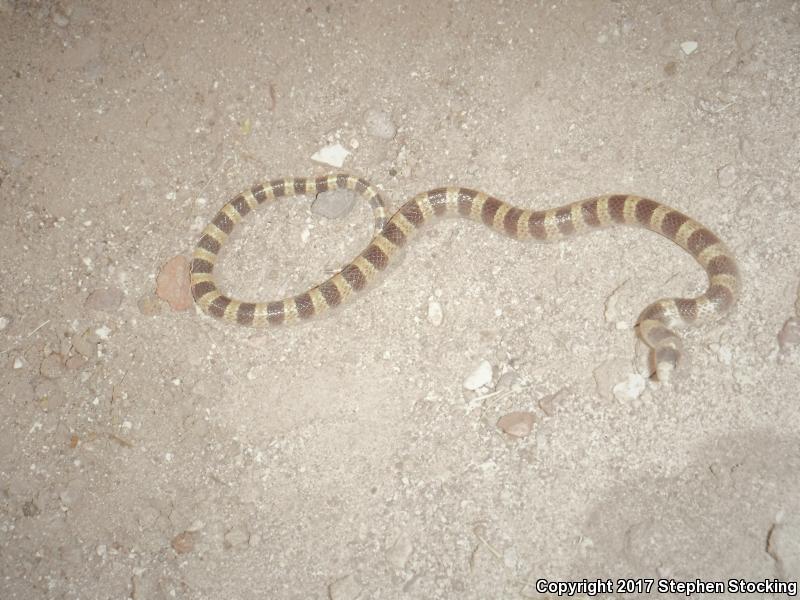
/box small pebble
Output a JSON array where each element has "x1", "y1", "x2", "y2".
[
  {"x1": 766, "y1": 519, "x2": 800, "y2": 572},
  {"x1": 51, "y1": 4, "x2": 70, "y2": 27},
  {"x1": 612, "y1": 373, "x2": 646, "y2": 401},
  {"x1": 312, "y1": 189, "x2": 356, "y2": 219},
  {"x1": 224, "y1": 527, "x2": 249, "y2": 548},
  {"x1": 497, "y1": 411, "x2": 535, "y2": 438},
  {"x1": 0, "y1": 315, "x2": 10, "y2": 331},
  {"x1": 40, "y1": 353, "x2": 65, "y2": 379},
  {"x1": 463, "y1": 360, "x2": 493, "y2": 390},
  {"x1": 22, "y1": 500, "x2": 40, "y2": 517},
  {"x1": 328, "y1": 574, "x2": 361, "y2": 600},
  {"x1": 311, "y1": 143, "x2": 350, "y2": 168},
  {"x1": 680, "y1": 41, "x2": 698, "y2": 55},
  {"x1": 72, "y1": 330, "x2": 98, "y2": 358},
  {"x1": 137, "y1": 293, "x2": 163, "y2": 316},
  {"x1": 496, "y1": 370, "x2": 518, "y2": 390},
  {"x1": 84, "y1": 287, "x2": 124, "y2": 312},
  {"x1": 386, "y1": 535, "x2": 413, "y2": 569},
  {"x1": 171, "y1": 531, "x2": 194, "y2": 554},
  {"x1": 156, "y1": 255, "x2": 192, "y2": 311},
  {"x1": 717, "y1": 164, "x2": 737, "y2": 188},
  {"x1": 778, "y1": 317, "x2": 800, "y2": 351},
  {"x1": 427, "y1": 300, "x2": 443, "y2": 326},
  {"x1": 364, "y1": 108, "x2": 397, "y2": 140}
]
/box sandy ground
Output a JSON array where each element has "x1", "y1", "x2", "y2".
[{"x1": 2, "y1": 1, "x2": 800, "y2": 599}]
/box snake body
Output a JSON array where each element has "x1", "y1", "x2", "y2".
[{"x1": 190, "y1": 174, "x2": 739, "y2": 382}]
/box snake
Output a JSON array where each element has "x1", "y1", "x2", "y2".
[{"x1": 190, "y1": 174, "x2": 739, "y2": 383}]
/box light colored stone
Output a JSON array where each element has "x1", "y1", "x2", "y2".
[
  {"x1": 328, "y1": 574, "x2": 361, "y2": 600},
  {"x1": 386, "y1": 534, "x2": 413, "y2": 569},
  {"x1": 427, "y1": 300, "x2": 443, "y2": 326},
  {"x1": 680, "y1": 40, "x2": 698, "y2": 55},
  {"x1": 311, "y1": 143, "x2": 350, "y2": 168},
  {"x1": 612, "y1": 373, "x2": 647, "y2": 401},
  {"x1": 463, "y1": 360, "x2": 493, "y2": 390}
]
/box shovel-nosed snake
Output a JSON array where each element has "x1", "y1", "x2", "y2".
[{"x1": 190, "y1": 174, "x2": 739, "y2": 383}]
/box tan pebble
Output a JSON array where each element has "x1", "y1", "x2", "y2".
[
  {"x1": 65, "y1": 355, "x2": 87, "y2": 370},
  {"x1": 137, "y1": 293, "x2": 164, "y2": 316},
  {"x1": 778, "y1": 317, "x2": 800, "y2": 351},
  {"x1": 71, "y1": 330, "x2": 98, "y2": 358},
  {"x1": 84, "y1": 287, "x2": 124, "y2": 312},
  {"x1": 171, "y1": 531, "x2": 194, "y2": 554},
  {"x1": 156, "y1": 255, "x2": 192, "y2": 311},
  {"x1": 537, "y1": 389, "x2": 565, "y2": 417},
  {"x1": 496, "y1": 370, "x2": 518, "y2": 390},
  {"x1": 766, "y1": 518, "x2": 800, "y2": 573},
  {"x1": 328, "y1": 574, "x2": 361, "y2": 600},
  {"x1": 386, "y1": 534, "x2": 413, "y2": 569},
  {"x1": 593, "y1": 359, "x2": 631, "y2": 401},
  {"x1": 40, "y1": 353, "x2": 66, "y2": 379},
  {"x1": 717, "y1": 164, "x2": 737, "y2": 188},
  {"x1": 224, "y1": 527, "x2": 249, "y2": 548},
  {"x1": 497, "y1": 411, "x2": 535, "y2": 437}
]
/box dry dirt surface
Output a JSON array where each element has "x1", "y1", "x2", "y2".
[{"x1": 2, "y1": 1, "x2": 800, "y2": 599}]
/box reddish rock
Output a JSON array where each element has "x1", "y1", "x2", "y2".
[{"x1": 156, "y1": 255, "x2": 192, "y2": 311}]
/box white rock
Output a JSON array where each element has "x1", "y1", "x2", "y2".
[
  {"x1": 612, "y1": 373, "x2": 646, "y2": 401},
  {"x1": 680, "y1": 41, "x2": 698, "y2": 55},
  {"x1": 427, "y1": 300, "x2": 443, "y2": 326},
  {"x1": 0, "y1": 315, "x2": 10, "y2": 331},
  {"x1": 311, "y1": 143, "x2": 350, "y2": 168},
  {"x1": 463, "y1": 360, "x2": 493, "y2": 390}
]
